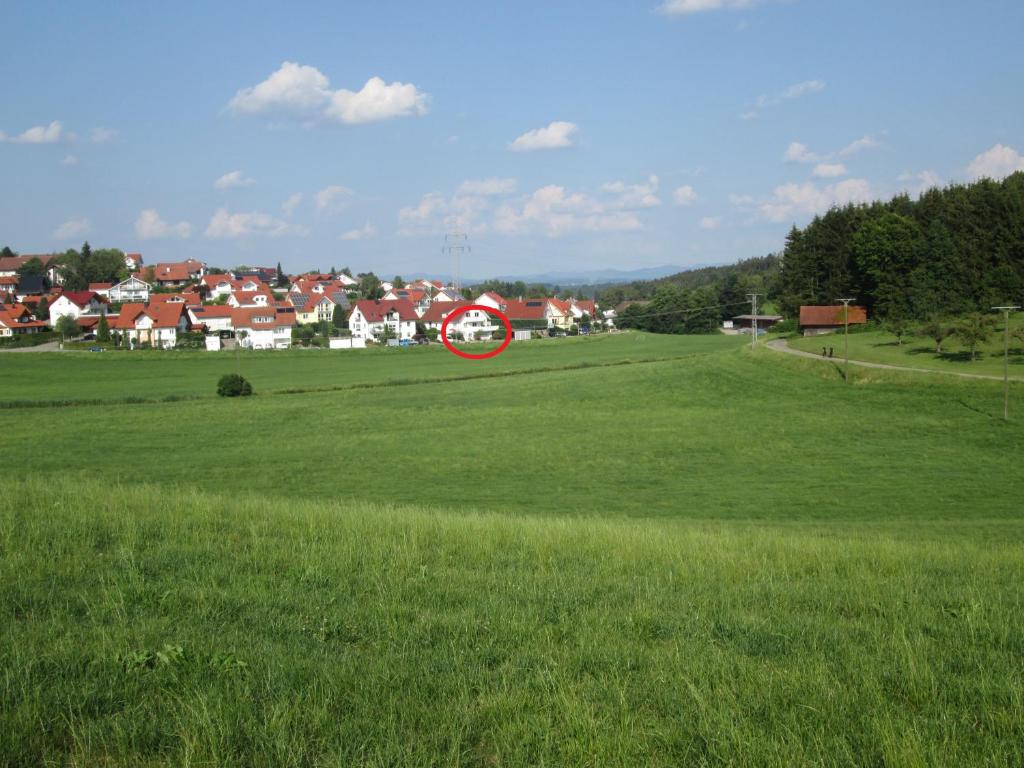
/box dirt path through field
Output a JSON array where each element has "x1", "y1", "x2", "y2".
[{"x1": 765, "y1": 337, "x2": 1023, "y2": 382}]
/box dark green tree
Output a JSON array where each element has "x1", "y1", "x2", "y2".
[
  {"x1": 35, "y1": 296, "x2": 50, "y2": 321},
  {"x1": 97, "y1": 313, "x2": 111, "y2": 342}
]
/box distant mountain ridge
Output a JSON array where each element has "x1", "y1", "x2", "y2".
[{"x1": 410, "y1": 264, "x2": 690, "y2": 286}]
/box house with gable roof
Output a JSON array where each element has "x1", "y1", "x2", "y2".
[
  {"x1": 48, "y1": 291, "x2": 107, "y2": 327},
  {"x1": 348, "y1": 299, "x2": 418, "y2": 342},
  {"x1": 0, "y1": 302, "x2": 49, "y2": 337}
]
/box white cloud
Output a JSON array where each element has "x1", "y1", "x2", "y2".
[
  {"x1": 494, "y1": 184, "x2": 643, "y2": 237},
  {"x1": 4, "y1": 120, "x2": 63, "y2": 144},
  {"x1": 658, "y1": 0, "x2": 757, "y2": 15},
  {"x1": 281, "y1": 192, "x2": 303, "y2": 215},
  {"x1": 812, "y1": 162, "x2": 847, "y2": 178},
  {"x1": 135, "y1": 209, "x2": 192, "y2": 240},
  {"x1": 781, "y1": 80, "x2": 826, "y2": 100},
  {"x1": 399, "y1": 191, "x2": 491, "y2": 235},
  {"x1": 672, "y1": 185, "x2": 698, "y2": 206},
  {"x1": 509, "y1": 121, "x2": 577, "y2": 152},
  {"x1": 728, "y1": 193, "x2": 754, "y2": 206},
  {"x1": 325, "y1": 76, "x2": 429, "y2": 124},
  {"x1": 700, "y1": 216, "x2": 722, "y2": 230},
  {"x1": 601, "y1": 175, "x2": 661, "y2": 209},
  {"x1": 61, "y1": 154, "x2": 78, "y2": 166},
  {"x1": 53, "y1": 217, "x2": 90, "y2": 239},
  {"x1": 91, "y1": 127, "x2": 117, "y2": 144},
  {"x1": 783, "y1": 141, "x2": 823, "y2": 164},
  {"x1": 897, "y1": 170, "x2": 943, "y2": 197},
  {"x1": 838, "y1": 135, "x2": 881, "y2": 157},
  {"x1": 745, "y1": 80, "x2": 825, "y2": 118},
  {"x1": 314, "y1": 185, "x2": 354, "y2": 213},
  {"x1": 214, "y1": 170, "x2": 256, "y2": 189},
  {"x1": 228, "y1": 62, "x2": 428, "y2": 125},
  {"x1": 458, "y1": 178, "x2": 517, "y2": 196},
  {"x1": 967, "y1": 144, "x2": 1024, "y2": 180},
  {"x1": 759, "y1": 179, "x2": 872, "y2": 222},
  {"x1": 340, "y1": 222, "x2": 378, "y2": 241},
  {"x1": 205, "y1": 208, "x2": 293, "y2": 238}
]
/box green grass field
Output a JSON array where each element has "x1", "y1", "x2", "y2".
[
  {"x1": 787, "y1": 319, "x2": 1024, "y2": 379},
  {"x1": 2, "y1": 333, "x2": 1023, "y2": 766}
]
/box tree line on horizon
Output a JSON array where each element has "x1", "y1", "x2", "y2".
[{"x1": 596, "y1": 172, "x2": 1024, "y2": 334}]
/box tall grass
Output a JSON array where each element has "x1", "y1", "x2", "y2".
[{"x1": 2, "y1": 478, "x2": 1022, "y2": 766}]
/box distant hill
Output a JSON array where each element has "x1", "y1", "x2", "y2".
[{"x1": 410, "y1": 264, "x2": 686, "y2": 287}]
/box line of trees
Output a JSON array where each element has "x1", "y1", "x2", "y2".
[{"x1": 779, "y1": 172, "x2": 1024, "y2": 321}]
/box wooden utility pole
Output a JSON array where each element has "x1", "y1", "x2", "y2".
[
  {"x1": 837, "y1": 298, "x2": 855, "y2": 383},
  {"x1": 746, "y1": 293, "x2": 762, "y2": 350}
]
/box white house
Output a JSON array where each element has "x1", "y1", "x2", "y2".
[
  {"x1": 48, "y1": 291, "x2": 106, "y2": 326},
  {"x1": 419, "y1": 301, "x2": 498, "y2": 341},
  {"x1": 348, "y1": 299, "x2": 418, "y2": 342},
  {"x1": 112, "y1": 302, "x2": 189, "y2": 349},
  {"x1": 228, "y1": 290, "x2": 273, "y2": 308},
  {"x1": 188, "y1": 305, "x2": 235, "y2": 333},
  {"x1": 232, "y1": 307, "x2": 294, "y2": 349},
  {"x1": 108, "y1": 276, "x2": 151, "y2": 304}
]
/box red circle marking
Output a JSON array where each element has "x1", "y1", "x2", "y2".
[{"x1": 440, "y1": 304, "x2": 513, "y2": 360}]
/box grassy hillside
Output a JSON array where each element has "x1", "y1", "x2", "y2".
[
  {"x1": 0, "y1": 338, "x2": 1020, "y2": 518},
  {"x1": 3, "y1": 479, "x2": 1022, "y2": 767},
  {"x1": 2, "y1": 333, "x2": 1023, "y2": 765},
  {"x1": 788, "y1": 322, "x2": 1024, "y2": 379},
  {"x1": 0, "y1": 333, "x2": 729, "y2": 404}
]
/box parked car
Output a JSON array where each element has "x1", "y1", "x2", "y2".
[
  {"x1": 88, "y1": 346, "x2": 104, "y2": 353},
  {"x1": 82, "y1": 333, "x2": 97, "y2": 341},
  {"x1": 399, "y1": 338, "x2": 413, "y2": 347},
  {"x1": 548, "y1": 329, "x2": 567, "y2": 337}
]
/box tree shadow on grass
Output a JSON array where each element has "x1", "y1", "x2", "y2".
[{"x1": 938, "y1": 351, "x2": 978, "y2": 363}]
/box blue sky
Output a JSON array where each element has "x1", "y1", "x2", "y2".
[{"x1": 2, "y1": 0, "x2": 1023, "y2": 277}]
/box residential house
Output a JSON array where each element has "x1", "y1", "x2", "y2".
[
  {"x1": 433, "y1": 287, "x2": 465, "y2": 303},
  {"x1": 232, "y1": 306, "x2": 295, "y2": 349},
  {"x1": 295, "y1": 293, "x2": 343, "y2": 325},
  {"x1": 88, "y1": 282, "x2": 113, "y2": 299},
  {"x1": 0, "y1": 254, "x2": 63, "y2": 285},
  {"x1": 137, "y1": 259, "x2": 205, "y2": 287},
  {"x1": 124, "y1": 252, "x2": 143, "y2": 270},
  {"x1": 48, "y1": 291, "x2": 107, "y2": 326},
  {"x1": 108, "y1": 276, "x2": 152, "y2": 304},
  {"x1": 799, "y1": 305, "x2": 867, "y2": 336},
  {"x1": 0, "y1": 303, "x2": 49, "y2": 337},
  {"x1": 420, "y1": 301, "x2": 498, "y2": 341},
  {"x1": 111, "y1": 302, "x2": 190, "y2": 348},
  {"x1": 188, "y1": 305, "x2": 235, "y2": 333},
  {"x1": 382, "y1": 287, "x2": 431, "y2": 314},
  {"x1": 545, "y1": 299, "x2": 573, "y2": 330},
  {"x1": 227, "y1": 289, "x2": 274, "y2": 308},
  {"x1": 200, "y1": 274, "x2": 237, "y2": 300},
  {"x1": 348, "y1": 299, "x2": 418, "y2": 342}
]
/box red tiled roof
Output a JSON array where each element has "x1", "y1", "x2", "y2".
[
  {"x1": 231, "y1": 306, "x2": 296, "y2": 329},
  {"x1": 0, "y1": 303, "x2": 48, "y2": 329},
  {"x1": 480, "y1": 291, "x2": 505, "y2": 304},
  {"x1": 799, "y1": 305, "x2": 868, "y2": 327},
  {"x1": 110, "y1": 303, "x2": 147, "y2": 329},
  {"x1": 88, "y1": 282, "x2": 113, "y2": 291},
  {"x1": 419, "y1": 300, "x2": 470, "y2": 323},
  {"x1": 0, "y1": 254, "x2": 59, "y2": 271},
  {"x1": 59, "y1": 291, "x2": 102, "y2": 308},
  {"x1": 350, "y1": 299, "x2": 419, "y2": 323},
  {"x1": 502, "y1": 299, "x2": 548, "y2": 320}
]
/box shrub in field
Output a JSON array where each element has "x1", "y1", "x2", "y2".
[{"x1": 217, "y1": 373, "x2": 253, "y2": 397}]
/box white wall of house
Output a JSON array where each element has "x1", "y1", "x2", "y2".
[
  {"x1": 109, "y1": 277, "x2": 151, "y2": 303},
  {"x1": 48, "y1": 295, "x2": 102, "y2": 326},
  {"x1": 239, "y1": 326, "x2": 292, "y2": 349}
]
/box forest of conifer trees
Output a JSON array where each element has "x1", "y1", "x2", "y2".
[{"x1": 778, "y1": 172, "x2": 1024, "y2": 321}]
